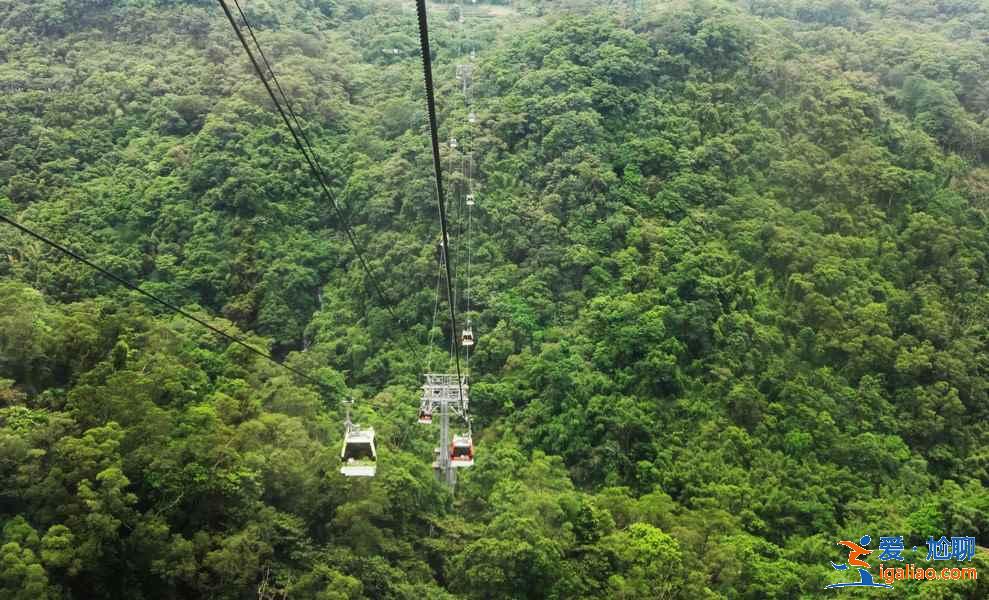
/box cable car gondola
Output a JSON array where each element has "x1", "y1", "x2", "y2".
[
  {"x1": 451, "y1": 434, "x2": 474, "y2": 467},
  {"x1": 461, "y1": 322, "x2": 475, "y2": 347},
  {"x1": 340, "y1": 425, "x2": 377, "y2": 477},
  {"x1": 418, "y1": 408, "x2": 433, "y2": 425},
  {"x1": 466, "y1": 193, "x2": 475, "y2": 207},
  {"x1": 340, "y1": 401, "x2": 376, "y2": 477}
]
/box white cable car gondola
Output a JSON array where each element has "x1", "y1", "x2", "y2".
[
  {"x1": 466, "y1": 193, "x2": 475, "y2": 207},
  {"x1": 451, "y1": 434, "x2": 474, "y2": 467},
  {"x1": 418, "y1": 408, "x2": 433, "y2": 425},
  {"x1": 340, "y1": 402, "x2": 376, "y2": 477},
  {"x1": 461, "y1": 322, "x2": 475, "y2": 347},
  {"x1": 340, "y1": 425, "x2": 377, "y2": 477},
  {"x1": 449, "y1": 137, "x2": 458, "y2": 150},
  {"x1": 468, "y1": 111, "x2": 477, "y2": 124}
]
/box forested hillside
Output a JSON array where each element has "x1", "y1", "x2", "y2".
[{"x1": 1, "y1": 0, "x2": 989, "y2": 597}]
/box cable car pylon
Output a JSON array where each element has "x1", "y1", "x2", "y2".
[{"x1": 421, "y1": 373, "x2": 472, "y2": 485}]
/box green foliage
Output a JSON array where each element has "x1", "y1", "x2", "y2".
[{"x1": 1, "y1": 0, "x2": 989, "y2": 597}]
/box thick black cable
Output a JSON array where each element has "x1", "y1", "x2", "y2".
[
  {"x1": 217, "y1": 0, "x2": 403, "y2": 338},
  {"x1": 231, "y1": 0, "x2": 324, "y2": 177},
  {"x1": 0, "y1": 214, "x2": 331, "y2": 393},
  {"x1": 416, "y1": 0, "x2": 466, "y2": 410},
  {"x1": 220, "y1": 0, "x2": 437, "y2": 388}
]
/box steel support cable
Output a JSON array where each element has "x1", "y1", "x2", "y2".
[
  {"x1": 231, "y1": 0, "x2": 320, "y2": 162},
  {"x1": 466, "y1": 150, "x2": 473, "y2": 321},
  {"x1": 451, "y1": 17, "x2": 466, "y2": 373},
  {"x1": 425, "y1": 259, "x2": 443, "y2": 374},
  {"x1": 466, "y1": 180, "x2": 472, "y2": 323},
  {"x1": 232, "y1": 0, "x2": 365, "y2": 249},
  {"x1": 217, "y1": 0, "x2": 427, "y2": 375},
  {"x1": 464, "y1": 109, "x2": 476, "y2": 318},
  {"x1": 456, "y1": 9, "x2": 467, "y2": 328},
  {"x1": 415, "y1": 0, "x2": 466, "y2": 410},
  {"x1": 462, "y1": 120, "x2": 472, "y2": 373},
  {"x1": 231, "y1": 0, "x2": 403, "y2": 333},
  {"x1": 459, "y1": 8, "x2": 474, "y2": 427},
  {"x1": 218, "y1": 0, "x2": 386, "y2": 314},
  {"x1": 447, "y1": 144, "x2": 460, "y2": 370},
  {"x1": 452, "y1": 0, "x2": 468, "y2": 375},
  {"x1": 460, "y1": 1, "x2": 476, "y2": 417},
  {"x1": 456, "y1": 153, "x2": 465, "y2": 332},
  {"x1": 445, "y1": 147, "x2": 457, "y2": 368},
  {"x1": 458, "y1": 0, "x2": 465, "y2": 57},
  {"x1": 0, "y1": 214, "x2": 334, "y2": 394},
  {"x1": 461, "y1": 9, "x2": 474, "y2": 379}
]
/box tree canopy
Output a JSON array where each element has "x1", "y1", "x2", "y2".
[{"x1": 1, "y1": 0, "x2": 989, "y2": 597}]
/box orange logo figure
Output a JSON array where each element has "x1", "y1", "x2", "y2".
[
  {"x1": 836, "y1": 539, "x2": 873, "y2": 568},
  {"x1": 826, "y1": 535, "x2": 892, "y2": 589}
]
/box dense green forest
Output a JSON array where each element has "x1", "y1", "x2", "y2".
[{"x1": 2, "y1": 0, "x2": 989, "y2": 597}]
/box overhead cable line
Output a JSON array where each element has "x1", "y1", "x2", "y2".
[
  {"x1": 425, "y1": 259, "x2": 444, "y2": 374},
  {"x1": 230, "y1": 0, "x2": 321, "y2": 162},
  {"x1": 415, "y1": 0, "x2": 466, "y2": 407},
  {"x1": 0, "y1": 214, "x2": 333, "y2": 393},
  {"x1": 217, "y1": 0, "x2": 409, "y2": 344},
  {"x1": 454, "y1": 0, "x2": 477, "y2": 384}
]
